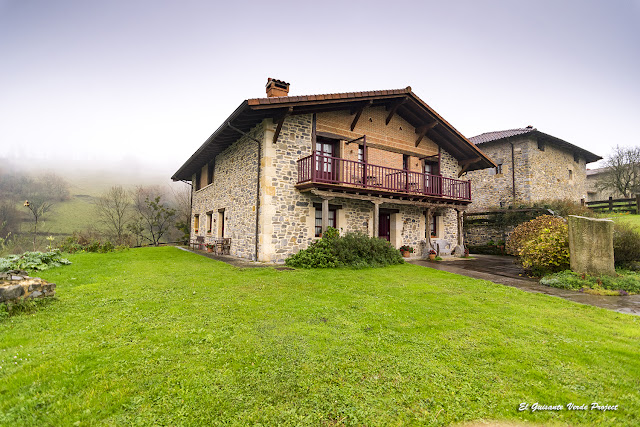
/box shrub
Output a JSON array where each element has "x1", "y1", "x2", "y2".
[
  {"x1": 0, "y1": 250, "x2": 71, "y2": 272},
  {"x1": 506, "y1": 215, "x2": 566, "y2": 256},
  {"x1": 58, "y1": 235, "x2": 124, "y2": 253},
  {"x1": 613, "y1": 222, "x2": 640, "y2": 267},
  {"x1": 541, "y1": 269, "x2": 640, "y2": 295},
  {"x1": 519, "y1": 221, "x2": 569, "y2": 276},
  {"x1": 285, "y1": 227, "x2": 404, "y2": 269}
]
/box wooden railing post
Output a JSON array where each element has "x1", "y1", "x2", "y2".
[
  {"x1": 609, "y1": 196, "x2": 613, "y2": 212},
  {"x1": 636, "y1": 195, "x2": 640, "y2": 214},
  {"x1": 311, "y1": 151, "x2": 316, "y2": 182}
]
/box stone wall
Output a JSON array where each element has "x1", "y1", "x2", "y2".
[
  {"x1": 467, "y1": 135, "x2": 588, "y2": 211},
  {"x1": 0, "y1": 270, "x2": 56, "y2": 303},
  {"x1": 260, "y1": 115, "x2": 315, "y2": 262},
  {"x1": 464, "y1": 223, "x2": 516, "y2": 246},
  {"x1": 191, "y1": 122, "x2": 262, "y2": 260}
]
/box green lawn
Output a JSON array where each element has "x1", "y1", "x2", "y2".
[
  {"x1": 600, "y1": 212, "x2": 640, "y2": 230},
  {"x1": 1, "y1": 247, "x2": 639, "y2": 426}
]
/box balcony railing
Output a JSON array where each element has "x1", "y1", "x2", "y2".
[{"x1": 297, "y1": 153, "x2": 471, "y2": 201}]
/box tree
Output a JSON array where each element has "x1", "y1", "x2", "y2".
[
  {"x1": 172, "y1": 184, "x2": 191, "y2": 244},
  {"x1": 130, "y1": 186, "x2": 176, "y2": 246},
  {"x1": 23, "y1": 196, "x2": 54, "y2": 251},
  {"x1": 40, "y1": 172, "x2": 71, "y2": 202},
  {"x1": 95, "y1": 186, "x2": 131, "y2": 245},
  {"x1": 597, "y1": 146, "x2": 640, "y2": 198}
]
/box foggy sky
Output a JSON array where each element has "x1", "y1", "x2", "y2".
[{"x1": 1, "y1": 0, "x2": 639, "y2": 176}]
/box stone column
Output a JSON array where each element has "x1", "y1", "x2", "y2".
[
  {"x1": 321, "y1": 197, "x2": 329, "y2": 234},
  {"x1": 456, "y1": 209, "x2": 463, "y2": 247},
  {"x1": 426, "y1": 207, "x2": 432, "y2": 249},
  {"x1": 372, "y1": 200, "x2": 382, "y2": 238}
]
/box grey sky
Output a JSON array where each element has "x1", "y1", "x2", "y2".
[{"x1": 1, "y1": 0, "x2": 638, "y2": 176}]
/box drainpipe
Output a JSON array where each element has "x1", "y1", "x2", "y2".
[
  {"x1": 510, "y1": 142, "x2": 516, "y2": 203},
  {"x1": 227, "y1": 122, "x2": 262, "y2": 262}
]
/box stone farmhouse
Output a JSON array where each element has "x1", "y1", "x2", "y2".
[
  {"x1": 172, "y1": 79, "x2": 495, "y2": 262},
  {"x1": 466, "y1": 127, "x2": 601, "y2": 211},
  {"x1": 586, "y1": 167, "x2": 623, "y2": 201}
]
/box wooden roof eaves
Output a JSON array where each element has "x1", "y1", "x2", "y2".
[
  {"x1": 403, "y1": 91, "x2": 496, "y2": 169},
  {"x1": 171, "y1": 100, "x2": 251, "y2": 181}
]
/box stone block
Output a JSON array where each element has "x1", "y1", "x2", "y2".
[
  {"x1": 0, "y1": 284, "x2": 25, "y2": 302},
  {"x1": 568, "y1": 215, "x2": 615, "y2": 276}
]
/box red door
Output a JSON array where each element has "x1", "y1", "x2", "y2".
[
  {"x1": 379, "y1": 213, "x2": 390, "y2": 241},
  {"x1": 316, "y1": 138, "x2": 336, "y2": 182}
]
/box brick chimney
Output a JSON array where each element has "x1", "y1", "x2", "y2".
[{"x1": 266, "y1": 78, "x2": 290, "y2": 97}]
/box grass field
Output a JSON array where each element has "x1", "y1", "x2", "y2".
[
  {"x1": 599, "y1": 212, "x2": 640, "y2": 230},
  {"x1": 1, "y1": 247, "x2": 638, "y2": 425}
]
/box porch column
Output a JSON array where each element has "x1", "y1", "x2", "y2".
[
  {"x1": 372, "y1": 200, "x2": 382, "y2": 238},
  {"x1": 456, "y1": 208, "x2": 464, "y2": 247},
  {"x1": 426, "y1": 207, "x2": 432, "y2": 248},
  {"x1": 321, "y1": 197, "x2": 329, "y2": 234}
]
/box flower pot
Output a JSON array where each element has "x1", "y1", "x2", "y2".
[
  {"x1": 402, "y1": 250, "x2": 410, "y2": 258},
  {"x1": 206, "y1": 247, "x2": 213, "y2": 253},
  {"x1": 428, "y1": 254, "x2": 436, "y2": 261}
]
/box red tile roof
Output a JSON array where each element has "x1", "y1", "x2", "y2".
[{"x1": 469, "y1": 128, "x2": 536, "y2": 144}]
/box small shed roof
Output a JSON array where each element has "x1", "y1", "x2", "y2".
[{"x1": 469, "y1": 127, "x2": 602, "y2": 164}]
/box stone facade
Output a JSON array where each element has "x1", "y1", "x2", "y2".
[
  {"x1": 189, "y1": 107, "x2": 467, "y2": 263},
  {"x1": 586, "y1": 168, "x2": 622, "y2": 201},
  {"x1": 467, "y1": 135, "x2": 589, "y2": 211},
  {"x1": 191, "y1": 123, "x2": 262, "y2": 260}
]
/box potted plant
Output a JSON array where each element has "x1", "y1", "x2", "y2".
[
  {"x1": 428, "y1": 249, "x2": 437, "y2": 261},
  {"x1": 399, "y1": 245, "x2": 414, "y2": 257},
  {"x1": 205, "y1": 243, "x2": 215, "y2": 253}
]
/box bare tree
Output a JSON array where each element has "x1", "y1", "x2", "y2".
[
  {"x1": 171, "y1": 184, "x2": 191, "y2": 244},
  {"x1": 23, "y1": 196, "x2": 54, "y2": 251},
  {"x1": 39, "y1": 172, "x2": 71, "y2": 202},
  {"x1": 130, "y1": 186, "x2": 176, "y2": 246},
  {"x1": 597, "y1": 146, "x2": 640, "y2": 198},
  {"x1": 95, "y1": 185, "x2": 131, "y2": 245}
]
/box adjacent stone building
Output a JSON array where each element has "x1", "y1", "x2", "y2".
[
  {"x1": 586, "y1": 167, "x2": 623, "y2": 201},
  {"x1": 172, "y1": 80, "x2": 495, "y2": 262},
  {"x1": 466, "y1": 127, "x2": 602, "y2": 211}
]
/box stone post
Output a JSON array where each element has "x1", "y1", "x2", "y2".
[
  {"x1": 321, "y1": 197, "x2": 330, "y2": 234},
  {"x1": 372, "y1": 200, "x2": 382, "y2": 238},
  {"x1": 568, "y1": 215, "x2": 615, "y2": 276},
  {"x1": 453, "y1": 208, "x2": 465, "y2": 257},
  {"x1": 426, "y1": 207, "x2": 432, "y2": 251}
]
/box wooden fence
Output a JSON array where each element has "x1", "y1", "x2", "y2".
[{"x1": 584, "y1": 196, "x2": 640, "y2": 213}]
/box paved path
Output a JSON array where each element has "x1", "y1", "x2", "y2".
[
  {"x1": 410, "y1": 255, "x2": 640, "y2": 316},
  {"x1": 176, "y1": 246, "x2": 274, "y2": 268}
]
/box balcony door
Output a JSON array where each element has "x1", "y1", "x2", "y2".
[{"x1": 316, "y1": 137, "x2": 337, "y2": 182}]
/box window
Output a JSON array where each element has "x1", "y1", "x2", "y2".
[
  {"x1": 194, "y1": 214, "x2": 200, "y2": 232},
  {"x1": 195, "y1": 172, "x2": 201, "y2": 191},
  {"x1": 426, "y1": 213, "x2": 438, "y2": 238},
  {"x1": 573, "y1": 153, "x2": 580, "y2": 163},
  {"x1": 403, "y1": 154, "x2": 409, "y2": 171},
  {"x1": 569, "y1": 169, "x2": 573, "y2": 180},
  {"x1": 495, "y1": 164, "x2": 503, "y2": 175},
  {"x1": 206, "y1": 212, "x2": 213, "y2": 234},
  {"x1": 538, "y1": 141, "x2": 545, "y2": 151},
  {"x1": 315, "y1": 208, "x2": 336, "y2": 237},
  {"x1": 358, "y1": 145, "x2": 364, "y2": 163}
]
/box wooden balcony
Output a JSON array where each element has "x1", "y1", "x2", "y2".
[{"x1": 296, "y1": 153, "x2": 471, "y2": 202}]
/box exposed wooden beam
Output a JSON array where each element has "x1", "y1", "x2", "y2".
[
  {"x1": 458, "y1": 157, "x2": 481, "y2": 167},
  {"x1": 272, "y1": 107, "x2": 293, "y2": 144},
  {"x1": 350, "y1": 100, "x2": 372, "y2": 131},
  {"x1": 415, "y1": 122, "x2": 438, "y2": 147},
  {"x1": 308, "y1": 188, "x2": 468, "y2": 209},
  {"x1": 385, "y1": 98, "x2": 407, "y2": 125}
]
